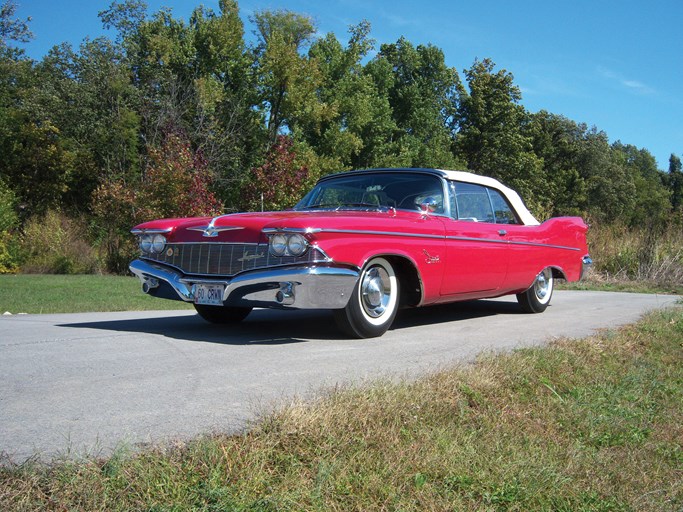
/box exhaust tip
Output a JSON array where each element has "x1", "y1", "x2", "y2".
[
  {"x1": 142, "y1": 278, "x2": 159, "y2": 294},
  {"x1": 276, "y1": 282, "x2": 295, "y2": 305}
]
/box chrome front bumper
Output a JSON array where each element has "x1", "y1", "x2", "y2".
[{"x1": 129, "y1": 259, "x2": 359, "y2": 309}]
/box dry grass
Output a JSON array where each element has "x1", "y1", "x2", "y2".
[
  {"x1": 1, "y1": 307, "x2": 682, "y2": 511},
  {"x1": 588, "y1": 222, "x2": 683, "y2": 285}
]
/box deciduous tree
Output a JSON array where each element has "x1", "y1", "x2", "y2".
[
  {"x1": 365, "y1": 37, "x2": 463, "y2": 169},
  {"x1": 455, "y1": 59, "x2": 545, "y2": 213},
  {"x1": 251, "y1": 9, "x2": 322, "y2": 145},
  {"x1": 93, "y1": 131, "x2": 221, "y2": 271},
  {"x1": 0, "y1": 0, "x2": 32, "y2": 49},
  {"x1": 668, "y1": 154, "x2": 683, "y2": 212},
  {"x1": 240, "y1": 135, "x2": 310, "y2": 211}
]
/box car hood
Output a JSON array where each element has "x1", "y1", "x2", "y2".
[{"x1": 133, "y1": 209, "x2": 443, "y2": 244}]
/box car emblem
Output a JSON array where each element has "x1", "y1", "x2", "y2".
[
  {"x1": 423, "y1": 249, "x2": 440, "y2": 264},
  {"x1": 238, "y1": 251, "x2": 265, "y2": 262}
]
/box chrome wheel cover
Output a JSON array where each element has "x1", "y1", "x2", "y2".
[
  {"x1": 534, "y1": 269, "x2": 553, "y2": 304},
  {"x1": 361, "y1": 266, "x2": 391, "y2": 318}
]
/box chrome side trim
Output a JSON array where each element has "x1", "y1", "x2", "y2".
[
  {"x1": 262, "y1": 227, "x2": 323, "y2": 234},
  {"x1": 312, "y1": 228, "x2": 581, "y2": 251},
  {"x1": 446, "y1": 235, "x2": 581, "y2": 252},
  {"x1": 129, "y1": 259, "x2": 359, "y2": 309},
  {"x1": 507, "y1": 240, "x2": 581, "y2": 251},
  {"x1": 317, "y1": 228, "x2": 444, "y2": 240},
  {"x1": 445, "y1": 235, "x2": 507, "y2": 245}
]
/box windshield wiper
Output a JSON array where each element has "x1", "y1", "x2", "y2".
[
  {"x1": 298, "y1": 203, "x2": 339, "y2": 210},
  {"x1": 300, "y1": 202, "x2": 385, "y2": 211},
  {"x1": 337, "y1": 202, "x2": 383, "y2": 209}
]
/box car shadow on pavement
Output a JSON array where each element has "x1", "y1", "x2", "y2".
[
  {"x1": 392, "y1": 298, "x2": 523, "y2": 331},
  {"x1": 58, "y1": 299, "x2": 523, "y2": 344},
  {"x1": 59, "y1": 309, "x2": 342, "y2": 345}
]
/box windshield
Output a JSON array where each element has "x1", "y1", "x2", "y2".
[{"x1": 295, "y1": 173, "x2": 445, "y2": 213}]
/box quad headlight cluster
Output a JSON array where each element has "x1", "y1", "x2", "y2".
[
  {"x1": 139, "y1": 233, "x2": 167, "y2": 254},
  {"x1": 268, "y1": 232, "x2": 309, "y2": 257}
]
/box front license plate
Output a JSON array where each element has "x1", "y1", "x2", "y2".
[{"x1": 194, "y1": 284, "x2": 225, "y2": 305}]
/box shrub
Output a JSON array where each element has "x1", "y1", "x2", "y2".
[
  {"x1": 0, "y1": 181, "x2": 20, "y2": 273},
  {"x1": 19, "y1": 210, "x2": 100, "y2": 274},
  {"x1": 0, "y1": 233, "x2": 18, "y2": 274}
]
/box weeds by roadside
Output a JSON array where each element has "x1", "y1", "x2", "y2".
[
  {"x1": 588, "y1": 222, "x2": 683, "y2": 285},
  {"x1": 2, "y1": 307, "x2": 681, "y2": 511},
  {"x1": 558, "y1": 275, "x2": 683, "y2": 296}
]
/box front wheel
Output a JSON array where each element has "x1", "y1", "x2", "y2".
[
  {"x1": 334, "y1": 257, "x2": 400, "y2": 338},
  {"x1": 194, "y1": 304, "x2": 252, "y2": 324},
  {"x1": 516, "y1": 268, "x2": 554, "y2": 313}
]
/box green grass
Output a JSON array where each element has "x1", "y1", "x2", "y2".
[
  {"x1": 1, "y1": 273, "x2": 679, "y2": 316},
  {"x1": 0, "y1": 274, "x2": 192, "y2": 314},
  {"x1": 1, "y1": 307, "x2": 681, "y2": 511}
]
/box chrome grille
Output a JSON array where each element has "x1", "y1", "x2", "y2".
[{"x1": 142, "y1": 243, "x2": 325, "y2": 276}]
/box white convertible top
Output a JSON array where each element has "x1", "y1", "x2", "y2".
[
  {"x1": 438, "y1": 169, "x2": 540, "y2": 226},
  {"x1": 319, "y1": 168, "x2": 542, "y2": 226}
]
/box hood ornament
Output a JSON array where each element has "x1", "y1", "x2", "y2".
[{"x1": 187, "y1": 215, "x2": 245, "y2": 237}]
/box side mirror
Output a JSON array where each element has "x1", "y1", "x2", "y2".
[{"x1": 419, "y1": 197, "x2": 438, "y2": 214}]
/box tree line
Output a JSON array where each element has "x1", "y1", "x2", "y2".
[{"x1": 0, "y1": 0, "x2": 682, "y2": 273}]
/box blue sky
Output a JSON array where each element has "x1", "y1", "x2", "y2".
[{"x1": 15, "y1": 0, "x2": 683, "y2": 171}]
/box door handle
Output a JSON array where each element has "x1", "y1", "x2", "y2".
[{"x1": 498, "y1": 230, "x2": 507, "y2": 236}]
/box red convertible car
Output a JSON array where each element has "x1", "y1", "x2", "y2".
[{"x1": 130, "y1": 168, "x2": 591, "y2": 338}]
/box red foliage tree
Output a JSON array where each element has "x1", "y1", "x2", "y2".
[
  {"x1": 142, "y1": 132, "x2": 223, "y2": 219},
  {"x1": 241, "y1": 135, "x2": 310, "y2": 211},
  {"x1": 93, "y1": 132, "x2": 223, "y2": 272}
]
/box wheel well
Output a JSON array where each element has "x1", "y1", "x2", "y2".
[
  {"x1": 550, "y1": 266, "x2": 567, "y2": 281},
  {"x1": 385, "y1": 256, "x2": 422, "y2": 307}
]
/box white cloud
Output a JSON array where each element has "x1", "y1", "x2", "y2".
[
  {"x1": 597, "y1": 66, "x2": 655, "y2": 95},
  {"x1": 622, "y1": 80, "x2": 652, "y2": 93}
]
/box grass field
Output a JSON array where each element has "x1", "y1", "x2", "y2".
[
  {"x1": 1, "y1": 307, "x2": 681, "y2": 511},
  {"x1": 0, "y1": 274, "x2": 193, "y2": 314},
  {"x1": 0, "y1": 273, "x2": 679, "y2": 316}
]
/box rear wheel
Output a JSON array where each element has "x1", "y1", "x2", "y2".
[
  {"x1": 334, "y1": 257, "x2": 400, "y2": 338},
  {"x1": 194, "y1": 304, "x2": 252, "y2": 324},
  {"x1": 516, "y1": 268, "x2": 554, "y2": 313}
]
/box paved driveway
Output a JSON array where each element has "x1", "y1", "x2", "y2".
[{"x1": 0, "y1": 291, "x2": 678, "y2": 461}]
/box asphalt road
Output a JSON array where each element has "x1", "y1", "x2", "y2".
[{"x1": 0, "y1": 290, "x2": 679, "y2": 462}]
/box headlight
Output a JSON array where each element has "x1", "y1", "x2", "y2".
[
  {"x1": 269, "y1": 233, "x2": 309, "y2": 257},
  {"x1": 270, "y1": 234, "x2": 288, "y2": 256},
  {"x1": 139, "y1": 233, "x2": 166, "y2": 254},
  {"x1": 286, "y1": 234, "x2": 307, "y2": 256},
  {"x1": 151, "y1": 234, "x2": 166, "y2": 253},
  {"x1": 140, "y1": 234, "x2": 152, "y2": 253}
]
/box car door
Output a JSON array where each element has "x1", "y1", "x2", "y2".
[{"x1": 440, "y1": 182, "x2": 510, "y2": 296}]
